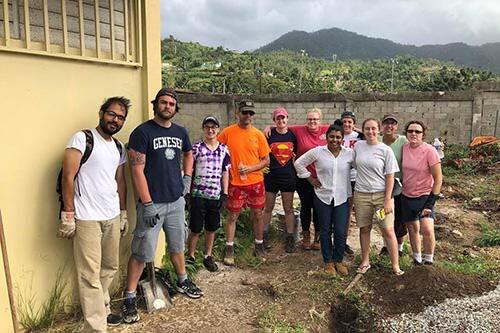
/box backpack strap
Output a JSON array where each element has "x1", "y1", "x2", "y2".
[
  {"x1": 80, "y1": 129, "x2": 94, "y2": 166},
  {"x1": 112, "y1": 137, "x2": 124, "y2": 159}
]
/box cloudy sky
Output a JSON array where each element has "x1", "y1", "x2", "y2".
[{"x1": 161, "y1": 0, "x2": 500, "y2": 51}]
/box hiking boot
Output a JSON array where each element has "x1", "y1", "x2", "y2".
[
  {"x1": 223, "y1": 245, "x2": 235, "y2": 266},
  {"x1": 122, "y1": 297, "x2": 140, "y2": 324},
  {"x1": 344, "y1": 243, "x2": 354, "y2": 255},
  {"x1": 324, "y1": 263, "x2": 336, "y2": 275},
  {"x1": 254, "y1": 242, "x2": 266, "y2": 261},
  {"x1": 263, "y1": 231, "x2": 272, "y2": 250},
  {"x1": 301, "y1": 231, "x2": 311, "y2": 250},
  {"x1": 185, "y1": 255, "x2": 196, "y2": 266},
  {"x1": 335, "y1": 262, "x2": 349, "y2": 276},
  {"x1": 311, "y1": 233, "x2": 320, "y2": 251},
  {"x1": 107, "y1": 313, "x2": 123, "y2": 327},
  {"x1": 285, "y1": 234, "x2": 296, "y2": 253},
  {"x1": 203, "y1": 256, "x2": 219, "y2": 272},
  {"x1": 379, "y1": 246, "x2": 389, "y2": 256},
  {"x1": 176, "y1": 278, "x2": 203, "y2": 299}
]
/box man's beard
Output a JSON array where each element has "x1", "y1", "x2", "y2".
[{"x1": 99, "y1": 119, "x2": 122, "y2": 135}]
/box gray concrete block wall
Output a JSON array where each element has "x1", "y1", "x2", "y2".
[{"x1": 177, "y1": 83, "x2": 500, "y2": 144}]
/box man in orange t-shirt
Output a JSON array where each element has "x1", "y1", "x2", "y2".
[{"x1": 218, "y1": 100, "x2": 270, "y2": 265}]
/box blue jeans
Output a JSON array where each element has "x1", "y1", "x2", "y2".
[{"x1": 314, "y1": 195, "x2": 349, "y2": 263}]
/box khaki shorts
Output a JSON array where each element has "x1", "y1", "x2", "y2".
[{"x1": 353, "y1": 191, "x2": 394, "y2": 229}]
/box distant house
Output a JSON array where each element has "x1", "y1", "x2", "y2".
[{"x1": 0, "y1": 1, "x2": 162, "y2": 331}]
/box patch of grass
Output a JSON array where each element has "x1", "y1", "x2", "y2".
[
  {"x1": 17, "y1": 269, "x2": 67, "y2": 331},
  {"x1": 257, "y1": 307, "x2": 306, "y2": 333},
  {"x1": 475, "y1": 223, "x2": 500, "y2": 247},
  {"x1": 442, "y1": 253, "x2": 500, "y2": 279}
]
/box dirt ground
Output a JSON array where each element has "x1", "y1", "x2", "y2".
[{"x1": 52, "y1": 189, "x2": 499, "y2": 333}]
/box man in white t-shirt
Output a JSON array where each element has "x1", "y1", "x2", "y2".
[{"x1": 57, "y1": 97, "x2": 130, "y2": 332}]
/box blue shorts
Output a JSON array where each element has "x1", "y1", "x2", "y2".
[
  {"x1": 131, "y1": 197, "x2": 186, "y2": 262},
  {"x1": 401, "y1": 194, "x2": 435, "y2": 223}
]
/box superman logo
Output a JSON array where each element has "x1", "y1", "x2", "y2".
[{"x1": 270, "y1": 142, "x2": 294, "y2": 166}]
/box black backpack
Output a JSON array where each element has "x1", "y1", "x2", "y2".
[{"x1": 56, "y1": 129, "x2": 123, "y2": 214}]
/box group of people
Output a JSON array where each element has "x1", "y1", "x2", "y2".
[{"x1": 57, "y1": 87, "x2": 442, "y2": 332}]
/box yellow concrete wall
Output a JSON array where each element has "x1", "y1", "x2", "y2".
[{"x1": 0, "y1": 1, "x2": 161, "y2": 331}]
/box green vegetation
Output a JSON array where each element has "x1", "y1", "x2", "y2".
[
  {"x1": 257, "y1": 307, "x2": 306, "y2": 333},
  {"x1": 475, "y1": 223, "x2": 500, "y2": 247},
  {"x1": 162, "y1": 37, "x2": 497, "y2": 94},
  {"x1": 17, "y1": 269, "x2": 67, "y2": 331},
  {"x1": 442, "y1": 253, "x2": 500, "y2": 279}
]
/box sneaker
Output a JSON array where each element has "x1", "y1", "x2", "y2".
[
  {"x1": 399, "y1": 250, "x2": 404, "y2": 257},
  {"x1": 335, "y1": 262, "x2": 349, "y2": 276},
  {"x1": 254, "y1": 242, "x2": 266, "y2": 261},
  {"x1": 122, "y1": 297, "x2": 140, "y2": 324},
  {"x1": 285, "y1": 234, "x2": 296, "y2": 253},
  {"x1": 223, "y1": 245, "x2": 235, "y2": 266},
  {"x1": 107, "y1": 313, "x2": 123, "y2": 326},
  {"x1": 379, "y1": 246, "x2": 389, "y2": 256},
  {"x1": 302, "y1": 231, "x2": 311, "y2": 250},
  {"x1": 311, "y1": 233, "x2": 320, "y2": 250},
  {"x1": 324, "y1": 263, "x2": 336, "y2": 275},
  {"x1": 423, "y1": 260, "x2": 434, "y2": 265},
  {"x1": 176, "y1": 278, "x2": 203, "y2": 299},
  {"x1": 203, "y1": 256, "x2": 219, "y2": 272},
  {"x1": 263, "y1": 231, "x2": 272, "y2": 250},
  {"x1": 185, "y1": 255, "x2": 196, "y2": 266},
  {"x1": 344, "y1": 243, "x2": 354, "y2": 255},
  {"x1": 413, "y1": 259, "x2": 423, "y2": 266}
]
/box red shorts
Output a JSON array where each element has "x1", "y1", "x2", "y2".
[{"x1": 227, "y1": 181, "x2": 266, "y2": 212}]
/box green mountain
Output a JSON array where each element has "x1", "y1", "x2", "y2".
[{"x1": 257, "y1": 28, "x2": 500, "y2": 73}]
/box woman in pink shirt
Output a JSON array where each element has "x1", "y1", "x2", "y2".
[{"x1": 401, "y1": 120, "x2": 443, "y2": 265}]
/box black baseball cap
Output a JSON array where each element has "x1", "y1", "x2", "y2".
[
  {"x1": 151, "y1": 87, "x2": 178, "y2": 104},
  {"x1": 202, "y1": 115, "x2": 220, "y2": 127},
  {"x1": 341, "y1": 111, "x2": 356, "y2": 120},
  {"x1": 382, "y1": 114, "x2": 398, "y2": 123}
]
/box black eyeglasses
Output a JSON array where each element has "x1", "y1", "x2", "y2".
[
  {"x1": 241, "y1": 111, "x2": 255, "y2": 116},
  {"x1": 104, "y1": 110, "x2": 126, "y2": 122},
  {"x1": 407, "y1": 129, "x2": 423, "y2": 134}
]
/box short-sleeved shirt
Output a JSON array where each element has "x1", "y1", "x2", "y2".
[
  {"x1": 218, "y1": 124, "x2": 271, "y2": 186},
  {"x1": 267, "y1": 128, "x2": 297, "y2": 179},
  {"x1": 382, "y1": 135, "x2": 408, "y2": 180},
  {"x1": 402, "y1": 143, "x2": 441, "y2": 198},
  {"x1": 289, "y1": 124, "x2": 329, "y2": 177},
  {"x1": 343, "y1": 131, "x2": 363, "y2": 181},
  {"x1": 191, "y1": 141, "x2": 231, "y2": 200},
  {"x1": 354, "y1": 141, "x2": 399, "y2": 193},
  {"x1": 128, "y1": 120, "x2": 192, "y2": 203},
  {"x1": 66, "y1": 128, "x2": 127, "y2": 220}
]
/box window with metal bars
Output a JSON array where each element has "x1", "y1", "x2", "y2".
[{"x1": 0, "y1": 0, "x2": 142, "y2": 66}]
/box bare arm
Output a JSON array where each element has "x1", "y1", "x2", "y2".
[
  {"x1": 61, "y1": 148, "x2": 82, "y2": 212},
  {"x1": 115, "y1": 164, "x2": 127, "y2": 210},
  {"x1": 384, "y1": 173, "x2": 395, "y2": 213},
  {"x1": 430, "y1": 163, "x2": 443, "y2": 195},
  {"x1": 248, "y1": 155, "x2": 270, "y2": 173},
  {"x1": 222, "y1": 170, "x2": 229, "y2": 194},
  {"x1": 183, "y1": 150, "x2": 194, "y2": 177},
  {"x1": 128, "y1": 148, "x2": 152, "y2": 203}
]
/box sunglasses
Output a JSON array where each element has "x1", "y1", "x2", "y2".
[
  {"x1": 407, "y1": 129, "x2": 423, "y2": 134},
  {"x1": 307, "y1": 118, "x2": 320, "y2": 121},
  {"x1": 241, "y1": 110, "x2": 255, "y2": 116},
  {"x1": 104, "y1": 110, "x2": 126, "y2": 122}
]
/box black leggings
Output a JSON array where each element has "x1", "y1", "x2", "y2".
[{"x1": 296, "y1": 177, "x2": 319, "y2": 232}]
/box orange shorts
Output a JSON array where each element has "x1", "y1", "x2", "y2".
[{"x1": 227, "y1": 181, "x2": 266, "y2": 212}]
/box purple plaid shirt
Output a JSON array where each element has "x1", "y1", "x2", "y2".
[{"x1": 191, "y1": 141, "x2": 231, "y2": 199}]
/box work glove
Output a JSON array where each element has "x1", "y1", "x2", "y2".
[
  {"x1": 218, "y1": 193, "x2": 228, "y2": 212},
  {"x1": 142, "y1": 202, "x2": 160, "y2": 228},
  {"x1": 120, "y1": 210, "x2": 129, "y2": 237},
  {"x1": 57, "y1": 211, "x2": 76, "y2": 239},
  {"x1": 182, "y1": 175, "x2": 192, "y2": 196},
  {"x1": 184, "y1": 193, "x2": 192, "y2": 212}
]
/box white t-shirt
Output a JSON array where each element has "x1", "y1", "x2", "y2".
[
  {"x1": 354, "y1": 141, "x2": 399, "y2": 193},
  {"x1": 66, "y1": 128, "x2": 127, "y2": 220},
  {"x1": 343, "y1": 131, "x2": 362, "y2": 181}
]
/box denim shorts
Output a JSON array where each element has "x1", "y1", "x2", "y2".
[
  {"x1": 401, "y1": 194, "x2": 435, "y2": 223},
  {"x1": 131, "y1": 197, "x2": 186, "y2": 262}
]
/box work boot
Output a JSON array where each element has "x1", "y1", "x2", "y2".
[
  {"x1": 324, "y1": 263, "x2": 336, "y2": 275},
  {"x1": 263, "y1": 231, "x2": 272, "y2": 250},
  {"x1": 301, "y1": 230, "x2": 311, "y2": 250},
  {"x1": 254, "y1": 242, "x2": 266, "y2": 262},
  {"x1": 285, "y1": 233, "x2": 296, "y2": 253},
  {"x1": 223, "y1": 245, "x2": 235, "y2": 266},
  {"x1": 311, "y1": 233, "x2": 321, "y2": 251},
  {"x1": 335, "y1": 262, "x2": 349, "y2": 276}
]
